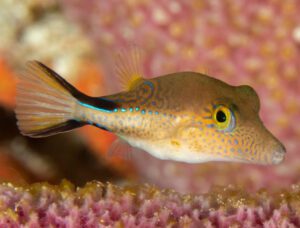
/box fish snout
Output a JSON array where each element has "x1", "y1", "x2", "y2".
[{"x1": 271, "y1": 143, "x2": 286, "y2": 164}]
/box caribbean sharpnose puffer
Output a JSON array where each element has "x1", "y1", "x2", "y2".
[{"x1": 15, "y1": 48, "x2": 286, "y2": 165}]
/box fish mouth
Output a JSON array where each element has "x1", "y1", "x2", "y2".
[
  {"x1": 271, "y1": 144, "x2": 286, "y2": 165},
  {"x1": 233, "y1": 145, "x2": 286, "y2": 165},
  {"x1": 272, "y1": 151, "x2": 285, "y2": 165}
]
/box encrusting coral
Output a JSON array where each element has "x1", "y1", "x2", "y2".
[{"x1": 0, "y1": 181, "x2": 299, "y2": 227}]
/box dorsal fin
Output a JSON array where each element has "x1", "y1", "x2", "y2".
[{"x1": 114, "y1": 45, "x2": 145, "y2": 91}]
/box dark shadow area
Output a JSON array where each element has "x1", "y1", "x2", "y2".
[{"x1": 0, "y1": 105, "x2": 121, "y2": 186}]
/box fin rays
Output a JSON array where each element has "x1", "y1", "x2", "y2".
[
  {"x1": 24, "y1": 62, "x2": 69, "y2": 95},
  {"x1": 15, "y1": 61, "x2": 78, "y2": 137},
  {"x1": 17, "y1": 77, "x2": 71, "y2": 100},
  {"x1": 16, "y1": 102, "x2": 72, "y2": 112},
  {"x1": 114, "y1": 45, "x2": 145, "y2": 91},
  {"x1": 17, "y1": 91, "x2": 70, "y2": 107}
]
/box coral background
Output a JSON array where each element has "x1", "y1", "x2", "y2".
[
  {"x1": 0, "y1": 0, "x2": 299, "y2": 195},
  {"x1": 61, "y1": 0, "x2": 300, "y2": 193}
]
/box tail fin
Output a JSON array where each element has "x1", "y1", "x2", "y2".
[{"x1": 15, "y1": 61, "x2": 85, "y2": 137}]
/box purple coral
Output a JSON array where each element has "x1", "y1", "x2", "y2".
[{"x1": 0, "y1": 181, "x2": 299, "y2": 227}]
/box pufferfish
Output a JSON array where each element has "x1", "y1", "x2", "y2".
[{"x1": 15, "y1": 48, "x2": 286, "y2": 165}]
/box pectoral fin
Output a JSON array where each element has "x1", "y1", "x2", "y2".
[{"x1": 107, "y1": 138, "x2": 133, "y2": 160}]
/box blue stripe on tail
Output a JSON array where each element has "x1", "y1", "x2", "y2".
[{"x1": 78, "y1": 101, "x2": 114, "y2": 113}]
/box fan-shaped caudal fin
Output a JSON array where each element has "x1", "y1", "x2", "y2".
[{"x1": 15, "y1": 61, "x2": 84, "y2": 137}]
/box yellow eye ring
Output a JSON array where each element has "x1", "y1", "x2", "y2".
[{"x1": 213, "y1": 105, "x2": 235, "y2": 131}]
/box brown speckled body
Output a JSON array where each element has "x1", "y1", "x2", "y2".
[
  {"x1": 77, "y1": 72, "x2": 286, "y2": 164},
  {"x1": 15, "y1": 61, "x2": 286, "y2": 165}
]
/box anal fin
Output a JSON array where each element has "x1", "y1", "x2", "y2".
[{"x1": 107, "y1": 138, "x2": 133, "y2": 160}]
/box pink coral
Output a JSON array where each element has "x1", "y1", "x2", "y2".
[
  {"x1": 0, "y1": 181, "x2": 300, "y2": 227},
  {"x1": 61, "y1": 0, "x2": 300, "y2": 193}
]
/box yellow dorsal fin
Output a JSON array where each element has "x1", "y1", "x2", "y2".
[{"x1": 114, "y1": 45, "x2": 144, "y2": 91}]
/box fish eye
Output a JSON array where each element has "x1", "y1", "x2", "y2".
[
  {"x1": 213, "y1": 105, "x2": 235, "y2": 131},
  {"x1": 216, "y1": 110, "x2": 226, "y2": 122}
]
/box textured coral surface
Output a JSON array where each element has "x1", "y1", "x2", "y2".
[
  {"x1": 0, "y1": 2, "x2": 300, "y2": 218},
  {"x1": 61, "y1": 0, "x2": 300, "y2": 193},
  {"x1": 0, "y1": 181, "x2": 299, "y2": 227}
]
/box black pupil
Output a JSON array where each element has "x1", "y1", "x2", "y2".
[{"x1": 216, "y1": 110, "x2": 226, "y2": 123}]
